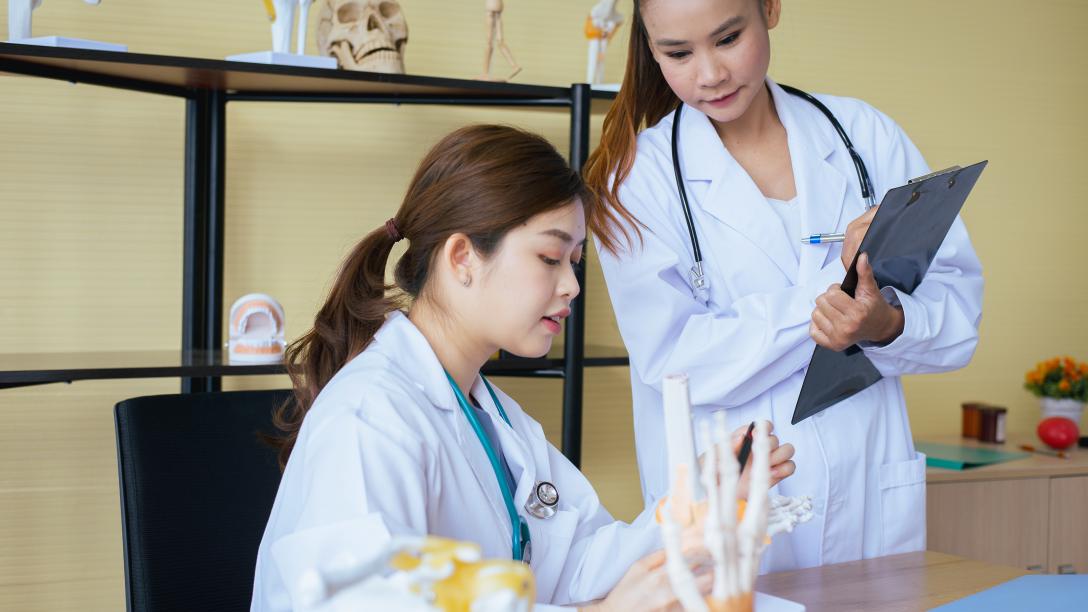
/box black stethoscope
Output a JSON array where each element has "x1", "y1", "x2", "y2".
[
  {"x1": 671, "y1": 84, "x2": 876, "y2": 301},
  {"x1": 445, "y1": 371, "x2": 559, "y2": 564}
]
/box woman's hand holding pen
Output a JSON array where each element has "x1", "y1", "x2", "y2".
[
  {"x1": 810, "y1": 253, "x2": 905, "y2": 351},
  {"x1": 698, "y1": 421, "x2": 796, "y2": 500}
]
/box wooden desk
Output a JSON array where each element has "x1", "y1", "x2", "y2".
[
  {"x1": 756, "y1": 551, "x2": 1024, "y2": 611},
  {"x1": 921, "y1": 435, "x2": 1088, "y2": 574},
  {"x1": 924, "y1": 434, "x2": 1088, "y2": 483}
]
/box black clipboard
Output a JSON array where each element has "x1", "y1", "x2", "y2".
[{"x1": 792, "y1": 160, "x2": 988, "y2": 424}]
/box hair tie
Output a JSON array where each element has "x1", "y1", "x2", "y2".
[{"x1": 384, "y1": 218, "x2": 403, "y2": 242}]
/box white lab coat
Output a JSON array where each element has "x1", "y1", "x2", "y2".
[
  {"x1": 251, "y1": 311, "x2": 661, "y2": 611},
  {"x1": 595, "y1": 79, "x2": 983, "y2": 571}
]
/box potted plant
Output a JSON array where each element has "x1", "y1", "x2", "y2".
[{"x1": 1024, "y1": 356, "x2": 1088, "y2": 423}]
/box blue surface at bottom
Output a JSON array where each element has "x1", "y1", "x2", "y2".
[{"x1": 931, "y1": 575, "x2": 1088, "y2": 611}]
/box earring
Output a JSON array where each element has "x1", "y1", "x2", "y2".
[{"x1": 463, "y1": 277, "x2": 472, "y2": 288}]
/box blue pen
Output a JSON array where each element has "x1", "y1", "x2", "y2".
[{"x1": 801, "y1": 232, "x2": 845, "y2": 245}]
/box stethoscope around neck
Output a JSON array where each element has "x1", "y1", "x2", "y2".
[
  {"x1": 671, "y1": 83, "x2": 877, "y2": 301},
  {"x1": 444, "y1": 370, "x2": 559, "y2": 564}
]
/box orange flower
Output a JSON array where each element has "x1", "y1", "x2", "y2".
[
  {"x1": 1059, "y1": 379, "x2": 1072, "y2": 392},
  {"x1": 1080, "y1": 363, "x2": 1088, "y2": 375}
]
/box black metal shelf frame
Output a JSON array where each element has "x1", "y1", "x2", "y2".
[{"x1": 0, "y1": 44, "x2": 630, "y2": 466}]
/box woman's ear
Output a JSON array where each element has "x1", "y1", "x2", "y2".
[
  {"x1": 764, "y1": 0, "x2": 782, "y2": 30},
  {"x1": 442, "y1": 233, "x2": 477, "y2": 287}
]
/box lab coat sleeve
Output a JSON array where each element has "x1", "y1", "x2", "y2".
[
  {"x1": 264, "y1": 398, "x2": 434, "y2": 608},
  {"x1": 854, "y1": 109, "x2": 984, "y2": 376},
  {"x1": 598, "y1": 168, "x2": 847, "y2": 409},
  {"x1": 545, "y1": 442, "x2": 666, "y2": 605}
]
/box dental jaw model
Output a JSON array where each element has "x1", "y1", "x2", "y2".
[
  {"x1": 227, "y1": 1, "x2": 336, "y2": 69},
  {"x1": 295, "y1": 536, "x2": 535, "y2": 612},
  {"x1": 659, "y1": 374, "x2": 813, "y2": 612},
  {"x1": 228, "y1": 293, "x2": 287, "y2": 364},
  {"x1": 7, "y1": 0, "x2": 126, "y2": 51}
]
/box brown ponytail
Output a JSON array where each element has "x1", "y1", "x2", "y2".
[
  {"x1": 271, "y1": 124, "x2": 589, "y2": 468},
  {"x1": 583, "y1": 1, "x2": 679, "y2": 255}
]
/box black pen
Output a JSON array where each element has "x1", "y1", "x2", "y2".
[{"x1": 736, "y1": 421, "x2": 756, "y2": 475}]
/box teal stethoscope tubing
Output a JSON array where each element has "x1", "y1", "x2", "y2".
[{"x1": 445, "y1": 370, "x2": 531, "y2": 562}]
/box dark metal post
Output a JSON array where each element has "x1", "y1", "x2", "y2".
[
  {"x1": 562, "y1": 83, "x2": 592, "y2": 466},
  {"x1": 182, "y1": 90, "x2": 226, "y2": 393}
]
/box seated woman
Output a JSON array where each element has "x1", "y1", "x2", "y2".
[{"x1": 250, "y1": 125, "x2": 796, "y2": 611}]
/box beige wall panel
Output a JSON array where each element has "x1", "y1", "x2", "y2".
[{"x1": 771, "y1": 2, "x2": 1088, "y2": 437}]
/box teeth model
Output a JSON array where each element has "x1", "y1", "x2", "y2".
[{"x1": 228, "y1": 293, "x2": 286, "y2": 364}]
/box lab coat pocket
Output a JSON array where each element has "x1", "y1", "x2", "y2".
[
  {"x1": 877, "y1": 452, "x2": 927, "y2": 555},
  {"x1": 528, "y1": 508, "x2": 579, "y2": 605}
]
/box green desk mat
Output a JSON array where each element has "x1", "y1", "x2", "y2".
[{"x1": 915, "y1": 442, "x2": 1028, "y2": 470}]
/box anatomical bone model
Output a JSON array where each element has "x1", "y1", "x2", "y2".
[
  {"x1": 658, "y1": 374, "x2": 813, "y2": 612},
  {"x1": 262, "y1": 0, "x2": 316, "y2": 55},
  {"x1": 479, "y1": 0, "x2": 520, "y2": 81},
  {"x1": 584, "y1": 0, "x2": 623, "y2": 85},
  {"x1": 7, "y1": 0, "x2": 99, "y2": 42},
  {"x1": 317, "y1": 0, "x2": 408, "y2": 74},
  {"x1": 294, "y1": 536, "x2": 536, "y2": 612}
]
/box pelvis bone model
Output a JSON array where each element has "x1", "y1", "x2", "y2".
[
  {"x1": 316, "y1": 0, "x2": 408, "y2": 73},
  {"x1": 295, "y1": 536, "x2": 535, "y2": 612},
  {"x1": 7, "y1": 1, "x2": 100, "y2": 41},
  {"x1": 658, "y1": 374, "x2": 814, "y2": 612},
  {"x1": 228, "y1": 293, "x2": 286, "y2": 364}
]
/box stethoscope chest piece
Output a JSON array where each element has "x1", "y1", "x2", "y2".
[{"x1": 524, "y1": 481, "x2": 559, "y2": 519}]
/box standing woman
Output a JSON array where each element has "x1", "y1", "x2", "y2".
[
  {"x1": 583, "y1": 0, "x2": 983, "y2": 571},
  {"x1": 252, "y1": 125, "x2": 796, "y2": 610}
]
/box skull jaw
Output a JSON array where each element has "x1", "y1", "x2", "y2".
[
  {"x1": 356, "y1": 50, "x2": 405, "y2": 74},
  {"x1": 329, "y1": 41, "x2": 405, "y2": 73}
]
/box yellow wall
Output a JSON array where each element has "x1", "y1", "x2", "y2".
[{"x1": 1, "y1": 1, "x2": 1085, "y2": 608}]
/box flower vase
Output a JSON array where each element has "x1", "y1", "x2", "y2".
[{"x1": 1040, "y1": 397, "x2": 1085, "y2": 425}]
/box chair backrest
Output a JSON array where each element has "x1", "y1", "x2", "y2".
[{"x1": 114, "y1": 389, "x2": 291, "y2": 612}]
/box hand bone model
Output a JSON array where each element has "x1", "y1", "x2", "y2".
[{"x1": 659, "y1": 375, "x2": 813, "y2": 612}]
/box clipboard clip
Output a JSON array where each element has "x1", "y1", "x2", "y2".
[{"x1": 908, "y1": 165, "x2": 962, "y2": 185}]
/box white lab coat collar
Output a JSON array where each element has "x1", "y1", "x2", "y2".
[
  {"x1": 672, "y1": 78, "x2": 851, "y2": 281},
  {"x1": 372, "y1": 310, "x2": 457, "y2": 411},
  {"x1": 371, "y1": 311, "x2": 538, "y2": 542},
  {"x1": 767, "y1": 79, "x2": 851, "y2": 279}
]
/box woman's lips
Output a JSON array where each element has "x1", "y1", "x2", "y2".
[{"x1": 706, "y1": 89, "x2": 740, "y2": 108}]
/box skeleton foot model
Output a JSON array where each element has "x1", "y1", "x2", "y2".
[
  {"x1": 479, "y1": 0, "x2": 520, "y2": 81},
  {"x1": 7, "y1": 0, "x2": 124, "y2": 50},
  {"x1": 229, "y1": 1, "x2": 332, "y2": 67},
  {"x1": 294, "y1": 536, "x2": 535, "y2": 612},
  {"x1": 317, "y1": 0, "x2": 408, "y2": 73},
  {"x1": 659, "y1": 374, "x2": 813, "y2": 612},
  {"x1": 584, "y1": 0, "x2": 623, "y2": 85}
]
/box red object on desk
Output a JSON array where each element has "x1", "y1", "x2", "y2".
[{"x1": 1037, "y1": 417, "x2": 1079, "y2": 450}]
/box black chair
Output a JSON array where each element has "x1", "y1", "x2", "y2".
[{"x1": 114, "y1": 389, "x2": 291, "y2": 612}]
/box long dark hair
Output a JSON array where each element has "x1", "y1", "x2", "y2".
[
  {"x1": 583, "y1": 1, "x2": 678, "y2": 255},
  {"x1": 271, "y1": 125, "x2": 590, "y2": 468}
]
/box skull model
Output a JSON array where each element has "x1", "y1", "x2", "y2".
[{"x1": 316, "y1": 0, "x2": 408, "y2": 74}]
